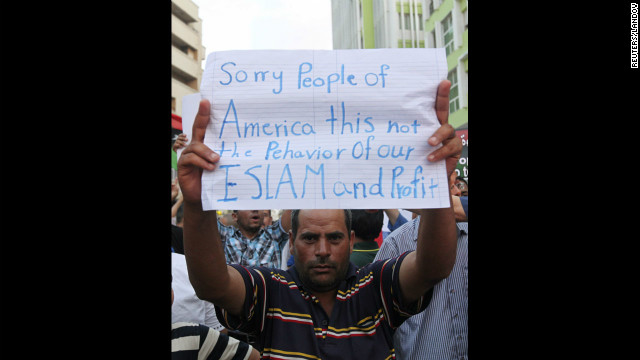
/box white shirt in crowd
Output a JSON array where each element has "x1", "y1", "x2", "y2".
[{"x1": 172, "y1": 252, "x2": 224, "y2": 331}]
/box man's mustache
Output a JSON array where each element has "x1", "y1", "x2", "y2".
[{"x1": 306, "y1": 258, "x2": 337, "y2": 268}]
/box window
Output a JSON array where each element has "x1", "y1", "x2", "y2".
[
  {"x1": 404, "y1": 13, "x2": 411, "y2": 30},
  {"x1": 418, "y1": 13, "x2": 423, "y2": 30},
  {"x1": 428, "y1": 0, "x2": 434, "y2": 16},
  {"x1": 442, "y1": 13, "x2": 454, "y2": 56},
  {"x1": 448, "y1": 69, "x2": 459, "y2": 113}
]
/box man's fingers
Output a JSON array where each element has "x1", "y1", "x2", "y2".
[
  {"x1": 191, "y1": 99, "x2": 211, "y2": 144},
  {"x1": 435, "y1": 80, "x2": 451, "y2": 126},
  {"x1": 178, "y1": 150, "x2": 218, "y2": 171},
  {"x1": 427, "y1": 136, "x2": 462, "y2": 162},
  {"x1": 427, "y1": 123, "x2": 456, "y2": 147},
  {"x1": 181, "y1": 142, "x2": 219, "y2": 165}
]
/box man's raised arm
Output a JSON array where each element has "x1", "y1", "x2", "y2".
[
  {"x1": 177, "y1": 99, "x2": 246, "y2": 316},
  {"x1": 398, "y1": 80, "x2": 462, "y2": 304}
]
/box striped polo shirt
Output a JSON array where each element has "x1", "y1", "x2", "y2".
[
  {"x1": 215, "y1": 251, "x2": 432, "y2": 360},
  {"x1": 171, "y1": 322, "x2": 253, "y2": 360}
]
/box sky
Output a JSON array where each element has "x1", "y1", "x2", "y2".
[{"x1": 191, "y1": 0, "x2": 334, "y2": 69}]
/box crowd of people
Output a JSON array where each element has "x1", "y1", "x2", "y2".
[{"x1": 169, "y1": 79, "x2": 468, "y2": 360}]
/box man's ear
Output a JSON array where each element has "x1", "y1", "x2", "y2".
[
  {"x1": 289, "y1": 230, "x2": 294, "y2": 255},
  {"x1": 349, "y1": 230, "x2": 355, "y2": 253}
]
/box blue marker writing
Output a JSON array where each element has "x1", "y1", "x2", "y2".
[
  {"x1": 244, "y1": 165, "x2": 263, "y2": 199},
  {"x1": 275, "y1": 164, "x2": 297, "y2": 199},
  {"x1": 219, "y1": 99, "x2": 241, "y2": 138},
  {"x1": 217, "y1": 164, "x2": 240, "y2": 202},
  {"x1": 301, "y1": 164, "x2": 325, "y2": 199}
]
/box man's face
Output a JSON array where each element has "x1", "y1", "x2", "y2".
[
  {"x1": 454, "y1": 179, "x2": 468, "y2": 196},
  {"x1": 262, "y1": 210, "x2": 273, "y2": 227},
  {"x1": 233, "y1": 210, "x2": 264, "y2": 234},
  {"x1": 290, "y1": 210, "x2": 354, "y2": 293},
  {"x1": 449, "y1": 172, "x2": 462, "y2": 196}
]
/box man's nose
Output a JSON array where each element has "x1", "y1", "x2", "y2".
[{"x1": 315, "y1": 238, "x2": 330, "y2": 258}]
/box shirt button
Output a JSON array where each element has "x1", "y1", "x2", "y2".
[
  {"x1": 450, "y1": 289, "x2": 455, "y2": 293},
  {"x1": 321, "y1": 320, "x2": 328, "y2": 326}
]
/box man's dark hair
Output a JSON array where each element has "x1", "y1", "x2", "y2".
[
  {"x1": 350, "y1": 210, "x2": 383, "y2": 242},
  {"x1": 290, "y1": 209, "x2": 352, "y2": 240}
]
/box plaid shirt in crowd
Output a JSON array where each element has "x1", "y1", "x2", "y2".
[{"x1": 218, "y1": 220, "x2": 289, "y2": 268}]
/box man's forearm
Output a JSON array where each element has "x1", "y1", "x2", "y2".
[
  {"x1": 384, "y1": 209, "x2": 400, "y2": 225},
  {"x1": 415, "y1": 205, "x2": 457, "y2": 285},
  {"x1": 398, "y1": 203, "x2": 457, "y2": 304},
  {"x1": 182, "y1": 202, "x2": 230, "y2": 302}
]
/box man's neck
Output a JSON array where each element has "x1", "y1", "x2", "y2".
[
  {"x1": 239, "y1": 228, "x2": 260, "y2": 239},
  {"x1": 352, "y1": 236, "x2": 365, "y2": 244},
  {"x1": 313, "y1": 290, "x2": 338, "y2": 317}
]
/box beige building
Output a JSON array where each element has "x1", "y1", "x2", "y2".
[{"x1": 172, "y1": 0, "x2": 205, "y2": 117}]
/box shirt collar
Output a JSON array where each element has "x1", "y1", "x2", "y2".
[
  {"x1": 234, "y1": 227, "x2": 265, "y2": 240},
  {"x1": 353, "y1": 241, "x2": 380, "y2": 250},
  {"x1": 411, "y1": 216, "x2": 467, "y2": 241},
  {"x1": 288, "y1": 261, "x2": 358, "y2": 292}
]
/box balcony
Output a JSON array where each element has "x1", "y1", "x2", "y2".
[
  {"x1": 172, "y1": 13, "x2": 200, "y2": 52},
  {"x1": 171, "y1": 0, "x2": 199, "y2": 24},
  {"x1": 172, "y1": 45, "x2": 201, "y2": 83}
]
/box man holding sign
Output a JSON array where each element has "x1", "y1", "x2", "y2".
[{"x1": 178, "y1": 69, "x2": 461, "y2": 359}]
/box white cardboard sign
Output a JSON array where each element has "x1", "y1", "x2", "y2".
[{"x1": 197, "y1": 49, "x2": 449, "y2": 210}]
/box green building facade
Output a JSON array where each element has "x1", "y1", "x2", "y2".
[{"x1": 345, "y1": 0, "x2": 468, "y2": 181}]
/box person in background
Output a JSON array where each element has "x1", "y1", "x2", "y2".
[
  {"x1": 172, "y1": 253, "x2": 260, "y2": 360},
  {"x1": 171, "y1": 178, "x2": 185, "y2": 253},
  {"x1": 454, "y1": 176, "x2": 468, "y2": 197},
  {"x1": 382, "y1": 209, "x2": 410, "y2": 241},
  {"x1": 176, "y1": 203, "x2": 184, "y2": 228},
  {"x1": 171, "y1": 322, "x2": 260, "y2": 360},
  {"x1": 374, "y1": 170, "x2": 468, "y2": 360},
  {"x1": 172, "y1": 252, "x2": 225, "y2": 332},
  {"x1": 349, "y1": 209, "x2": 384, "y2": 268},
  {"x1": 217, "y1": 210, "x2": 291, "y2": 268},
  {"x1": 171, "y1": 178, "x2": 183, "y2": 225},
  {"x1": 261, "y1": 210, "x2": 273, "y2": 228},
  {"x1": 218, "y1": 212, "x2": 237, "y2": 228}
]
